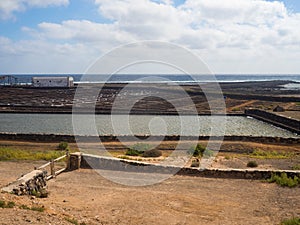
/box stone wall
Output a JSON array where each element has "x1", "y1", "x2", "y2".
[
  {"x1": 1, "y1": 170, "x2": 47, "y2": 196},
  {"x1": 245, "y1": 109, "x2": 300, "y2": 134},
  {"x1": 226, "y1": 93, "x2": 300, "y2": 102},
  {"x1": 0, "y1": 133, "x2": 299, "y2": 144},
  {"x1": 75, "y1": 153, "x2": 300, "y2": 180}
]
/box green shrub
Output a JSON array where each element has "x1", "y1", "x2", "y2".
[
  {"x1": 19, "y1": 204, "x2": 44, "y2": 212},
  {"x1": 19, "y1": 205, "x2": 31, "y2": 210},
  {"x1": 281, "y1": 217, "x2": 300, "y2": 225},
  {"x1": 232, "y1": 107, "x2": 241, "y2": 112},
  {"x1": 267, "y1": 173, "x2": 299, "y2": 188},
  {"x1": 188, "y1": 144, "x2": 206, "y2": 157},
  {"x1": 292, "y1": 164, "x2": 300, "y2": 170},
  {"x1": 126, "y1": 143, "x2": 152, "y2": 156},
  {"x1": 0, "y1": 200, "x2": 5, "y2": 208},
  {"x1": 31, "y1": 188, "x2": 48, "y2": 198},
  {"x1": 251, "y1": 150, "x2": 293, "y2": 159},
  {"x1": 65, "y1": 217, "x2": 79, "y2": 225},
  {"x1": 188, "y1": 144, "x2": 214, "y2": 158},
  {"x1": 125, "y1": 149, "x2": 143, "y2": 156},
  {"x1": 247, "y1": 161, "x2": 258, "y2": 168},
  {"x1": 30, "y1": 206, "x2": 45, "y2": 212},
  {"x1": 142, "y1": 149, "x2": 162, "y2": 158},
  {"x1": 58, "y1": 142, "x2": 69, "y2": 150},
  {"x1": 0, "y1": 201, "x2": 15, "y2": 208},
  {"x1": 6, "y1": 201, "x2": 15, "y2": 208}
]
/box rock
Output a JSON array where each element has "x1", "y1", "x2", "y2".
[{"x1": 1, "y1": 170, "x2": 47, "y2": 196}]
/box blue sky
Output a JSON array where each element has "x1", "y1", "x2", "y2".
[{"x1": 1, "y1": 0, "x2": 300, "y2": 74}]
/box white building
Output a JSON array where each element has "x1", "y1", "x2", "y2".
[{"x1": 32, "y1": 76, "x2": 74, "y2": 88}]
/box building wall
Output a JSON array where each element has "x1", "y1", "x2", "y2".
[{"x1": 32, "y1": 77, "x2": 74, "y2": 87}]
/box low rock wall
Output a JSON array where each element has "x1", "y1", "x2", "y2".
[
  {"x1": 0, "y1": 133, "x2": 299, "y2": 144},
  {"x1": 1, "y1": 170, "x2": 47, "y2": 196},
  {"x1": 76, "y1": 153, "x2": 300, "y2": 180}
]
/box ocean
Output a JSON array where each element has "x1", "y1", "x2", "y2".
[{"x1": 1, "y1": 74, "x2": 300, "y2": 85}]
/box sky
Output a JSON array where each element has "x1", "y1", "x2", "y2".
[{"x1": 1, "y1": 0, "x2": 300, "y2": 74}]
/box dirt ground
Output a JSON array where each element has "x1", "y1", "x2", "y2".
[
  {"x1": 0, "y1": 139, "x2": 299, "y2": 225},
  {"x1": 0, "y1": 164, "x2": 300, "y2": 225},
  {"x1": 1, "y1": 81, "x2": 299, "y2": 114}
]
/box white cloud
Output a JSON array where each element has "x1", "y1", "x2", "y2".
[
  {"x1": 95, "y1": 0, "x2": 190, "y2": 40},
  {"x1": 181, "y1": 0, "x2": 287, "y2": 26},
  {"x1": 1, "y1": 0, "x2": 300, "y2": 73},
  {"x1": 36, "y1": 20, "x2": 133, "y2": 44},
  {"x1": 0, "y1": 0, "x2": 69, "y2": 20}
]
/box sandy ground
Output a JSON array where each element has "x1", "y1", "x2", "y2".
[
  {"x1": 0, "y1": 139, "x2": 299, "y2": 224},
  {"x1": 0, "y1": 165, "x2": 300, "y2": 225}
]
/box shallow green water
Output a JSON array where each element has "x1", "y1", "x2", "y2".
[{"x1": 0, "y1": 113, "x2": 297, "y2": 138}]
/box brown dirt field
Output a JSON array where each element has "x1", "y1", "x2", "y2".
[
  {"x1": 1, "y1": 81, "x2": 299, "y2": 114},
  {"x1": 273, "y1": 111, "x2": 300, "y2": 121},
  {"x1": 1, "y1": 164, "x2": 300, "y2": 225},
  {"x1": 0, "y1": 139, "x2": 299, "y2": 224},
  {"x1": 0, "y1": 161, "x2": 47, "y2": 187}
]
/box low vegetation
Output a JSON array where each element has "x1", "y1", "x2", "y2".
[
  {"x1": 65, "y1": 217, "x2": 86, "y2": 225},
  {"x1": 19, "y1": 204, "x2": 45, "y2": 212},
  {"x1": 250, "y1": 149, "x2": 294, "y2": 159},
  {"x1": 30, "y1": 206, "x2": 45, "y2": 212},
  {"x1": 0, "y1": 147, "x2": 65, "y2": 161},
  {"x1": 292, "y1": 164, "x2": 300, "y2": 170},
  {"x1": 58, "y1": 142, "x2": 69, "y2": 150},
  {"x1": 188, "y1": 144, "x2": 206, "y2": 157},
  {"x1": 247, "y1": 161, "x2": 258, "y2": 168},
  {"x1": 31, "y1": 188, "x2": 48, "y2": 198},
  {"x1": 224, "y1": 155, "x2": 230, "y2": 160},
  {"x1": 125, "y1": 143, "x2": 161, "y2": 158},
  {"x1": 281, "y1": 217, "x2": 300, "y2": 225},
  {"x1": 19, "y1": 204, "x2": 31, "y2": 210},
  {"x1": 188, "y1": 144, "x2": 214, "y2": 158},
  {"x1": 231, "y1": 107, "x2": 241, "y2": 112},
  {"x1": 267, "y1": 173, "x2": 299, "y2": 188},
  {"x1": 142, "y1": 149, "x2": 162, "y2": 158},
  {"x1": 0, "y1": 200, "x2": 15, "y2": 208},
  {"x1": 125, "y1": 148, "x2": 143, "y2": 156},
  {"x1": 125, "y1": 143, "x2": 152, "y2": 156}
]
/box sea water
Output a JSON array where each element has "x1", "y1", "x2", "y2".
[{"x1": 0, "y1": 113, "x2": 297, "y2": 137}]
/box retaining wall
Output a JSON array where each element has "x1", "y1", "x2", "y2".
[
  {"x1": 245, "y1": 109, "x2": 300, "y2": 134},
  {"x1": 75, "y1": 153, "x2": 300, "y2": 180},
  {"x1": 0, "y1": 133, "x2": 299, "y2": 144},
  {"x1": 1, "y1": 170, "x2": 47, "y2": 196}
]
